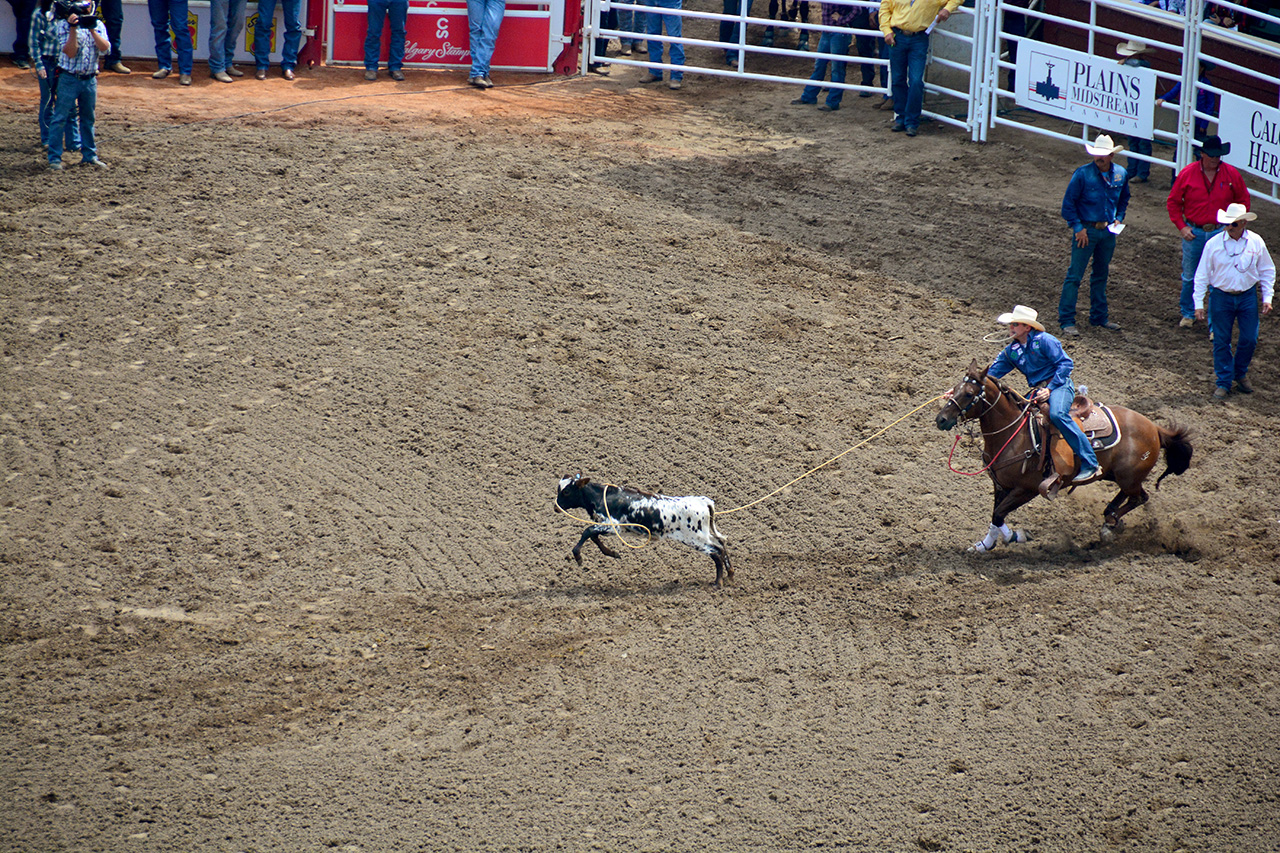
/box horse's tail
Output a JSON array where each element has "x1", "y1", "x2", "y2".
[{"x1": 1155, "y1": 422, "x2": 1193, "y2": 489}]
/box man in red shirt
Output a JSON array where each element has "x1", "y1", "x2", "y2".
[{"x1": 1166, "y1": 135, "x2": 1250, "y2": 329}]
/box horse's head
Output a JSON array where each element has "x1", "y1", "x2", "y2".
[{"x1": 936, "y1": 359, "x2": 993, "y2": 430}]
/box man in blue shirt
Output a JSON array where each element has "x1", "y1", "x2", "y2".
[
  {"x1": 1059, "y1": 134, "x2": 1130, "y2": 336},
  {"x1": 989, "y1": 304, "x2": 1099, "y2": 483}
]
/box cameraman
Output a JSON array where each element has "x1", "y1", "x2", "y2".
[{"x1": 47, "y1": 0, "x2": 109, "y2": 171}]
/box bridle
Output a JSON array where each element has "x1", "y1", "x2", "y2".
[{"x1": 947, "y1": 375, "x2": 998, "y2": 422}]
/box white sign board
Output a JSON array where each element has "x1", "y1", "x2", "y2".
[
  {"x1": 1218, "y1": 92, "x2": 1280, "y2": 183},
  {"x1": 1016, "y1": 42, "x2": 1157, "y2": 138}
]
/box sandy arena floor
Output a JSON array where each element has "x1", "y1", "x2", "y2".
[{"x1": 1, "y1": 42, "x2": 1278, "y2": 853}]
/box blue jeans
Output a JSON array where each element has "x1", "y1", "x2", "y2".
[
  {"x1": 856, "y1": 24, "x2": 887, "y2": 88},
  {"x1": 888, "y1": 29, "x2": 928, "y2": 129},
  {"x1": 1059, "y1": 224, "x2": 1116, "y2": 328},
  {"x1": 208, "y1": 0, "x2": 246, "y2": 73},
  {"x1": 39, "y1": 58, "x2": 82, "y2": 149},
  {"x1": 101, "y1": 0, "x2": 124, "y2": 64},
  {"x1": 47, "y1": 72, "x2": 96, "y2": 164},
  {"x1": 253, "y1": 0, "x2": 303, "y2": 70},
  {"x1": 149, "y1": 0, "x2": 193, "y2": 74},
  {"x1": 617, "y1": 3, "x2": 646, "y2": 46},
  {"x1": 1179, "y1": 225, "x2": 1216, "y2": 320},
  {"x1": 1049, "y1": 381, "x2": 1097, "y2": 472},
  {"x1": 799, "y1": 31, "x2": 852, "y2": 108},
  {"x1": 645, "y1": 0, "x2": 684, "y2": 79},
  {"x1": 365, "y1": 0, "x2": 408, "y2": 70},
  {"x1": 1208, "y1": 286, "x2": 1260, "y2": 390},
  {"x1": 720, "y1": 0, "x2": 753, "y2": 63},
  {"x1": 466, "y1": 0, "x2": 505, "y2": 78},
  {"x1": 1126, "y1": 136, "x2": 1151, "y2": 180}
]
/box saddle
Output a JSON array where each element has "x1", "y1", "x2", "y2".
[{"x1": 1025, "y1": 392, "x2": 1122, "y2": 500}]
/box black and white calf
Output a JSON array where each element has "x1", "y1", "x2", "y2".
[{"x1": 555, "y1": 474, "x2": 733, "y2": 587}]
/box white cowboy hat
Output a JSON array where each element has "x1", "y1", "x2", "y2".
[
  {"x1": 1116, "y1": 39, "x2": 1150, "y2": 57},
  {"x1": 1217, "y1": 202, "x2": 1258, "y2": 224},
  {"x1": 1085, "y1": 134, "x2": 1124, "y2": 156},
  {"x1": 996, "y1": 305, "x2": 1045, "y2": 332}
]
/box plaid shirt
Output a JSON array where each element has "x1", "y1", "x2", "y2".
[
  {"x1": 28, "y1": 10, "x2": 60, "y2": 59},
  {"x1": 55, "y1": 18, "x2": 109, "y2": 75},
  {"x1": 820, "y1": 2, "x2": 859, "y2": 28}
]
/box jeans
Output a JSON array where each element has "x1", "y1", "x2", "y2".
[
  {"x1": 39, "y1": 59, "x2": 82, "y2": 149},
  {"x1": 1058, "y1": 224, "x2": 1116, "y2": 327},
  {"x1": 719, "y1": 0, "x2": 753, "y2": 63},
  {"x1": 1049, "y1": 380, "x2": 1098, "y2": 472},
  {"x1": 365, "y1": 0, "x2": 408, "y2": 70},
  {"x1": 645, "y1": 0, "x2": 683, "y2": 79},
  {"x1": 466, "y1": 0, "x2": 505, "y2": 78},
  {"x1": 253, "y1": 0, "x2": 304, "y2": 70},
  {"x1": 888, "y1": 29, "x2": 929, "y2": 129},
  {"x1": 616, "y1": 2, "x2": 646, "y2": 47},
  {"x1": 856, "y1": 24, "x2": 887, "y2": 89},
  {"x1": 1208, "y1": 286, "x2": 1260, "y2": 390},
  {"x1": 798, "y1": 31, "x2": 852, "y2": 108},
  {"x1": 1179, "y1": 225, "x2": 1216, "y2": 320},
  {"x1": 1126, "y1": 136, "x2": 1151, "y2": 181},
  {"x1": 47, "y1": 72, "x2": 96, "y2": 164},
  {"x1": 8, "y1": 0, "x2": 34, "y2": 61},
  {"x1": 208, "y1": 0, "x2": 247, "y2": 73},
  {"x1": 101, "y1": 0, "x2": 124, "y2": 64},
  {"x1": 149, "y1": 0, "x2": 194, "y2": 74}
]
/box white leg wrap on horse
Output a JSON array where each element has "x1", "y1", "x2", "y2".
[
  {"x1": 998, "y1": 523, "x2": 1013, "y2": 542},
  {"x1": 979, "y1": 525, "x2": 1000, "y2": 551}
]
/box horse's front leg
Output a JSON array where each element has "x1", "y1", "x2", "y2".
[{"x1": 970, "y1": 484, "x2": 1036, "y2": 552}]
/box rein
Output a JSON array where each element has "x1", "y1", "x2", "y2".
[{"x1": 945, "y1": 383, "x2": 1036, "y2": 476}]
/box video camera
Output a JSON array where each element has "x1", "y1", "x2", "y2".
[{"x1": 53, "y1": 0, "x2": 97, "y2": 26}]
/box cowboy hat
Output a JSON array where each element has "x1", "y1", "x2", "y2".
[
  {"x1": 1085, "y1": 134, "x2": 1124, "y2": 156},
  {"x1": 1217, "y1": 202, "x2": 1258, "y2": 224},
  {"x1": 996, "y1": 305, "x2": 1045, "y2": 332},
  {"x1": 1200, "y1": 135, "x2": 1231, "y2": 157},
  {"x1": 1116, "y1": 39, "x2": 1150, "y2": 56}
]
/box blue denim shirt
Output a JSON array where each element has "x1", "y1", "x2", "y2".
[
  {"x1": 1061, "y1": 160, "x2": 1130, "y2": 233},
  {"x1": 988, "y1": 330, "x2": 1075, "y2": 390}
]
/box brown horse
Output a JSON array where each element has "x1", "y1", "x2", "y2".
[{"x1": 935, "y1": 359, "x2": 1193, "y2": 551}]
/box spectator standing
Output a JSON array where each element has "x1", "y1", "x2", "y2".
[
  {"x1": 1157, "y1": 63, "x2": 1217, "y2": 140},
  {"x1": 1116, "y1": 39, "x2": 1153, "y2": 183},
  {"x1": 363, "y1": 0, "x2": 407, "y2": 80},
  {"x1": 853, "y1": 3, "x2": 888, "y2": 103},
  {"x1": 465, "y1": 0, "x2": 504, "y2": 87},
  {"x1": 720, "y1": 0, "x2": 754, "y2": 66},
  {"x1": 879, "y1": 0, "x2": 960, "y2": 137},
  {"x1": 47, "y1": 1, "x2": 109, "y2": 170},
  {"x1": 148, "y1": 0, "x2": 193, "y2": 85},
  {"x1": 1058, "y1": 134, "x2": 1130, "y2": 336},
  {"x1": 789, "y1": 1, "x2": 857, "y2": 111},
  {"x1": 641, "y1": 0, "x2": 683, "y2": 90},
  {"x1": 589, "y1": 3, "x2": 616, "y2": 75},
  {"x1": 100, "y1": 0, "x2": 127, "y2": 72},
  {"x1": 1194, "y1": 203, "x2": 1274, "y2": 399},
  {"x1": 208, "y1": 0, "x2": 246, "y2": 82},
  {"x1": 28, "y1": 0, "x2": 81, "y2": 152},
  {"x1": 7, "y1": 0, "x2": 36, "y2": 67},
  {"x1": 253, "y1": 0, "x2": 302, "y2": 79},
  {"x1": 762, "y1": 0, "x2": 809, "y2": 50},
  {"x1": 616, "y1": 2, "x2": 645, "y2": 55},
  {"x1": 1166, "y1": 135, "x2": 1250, "y2": 329}
]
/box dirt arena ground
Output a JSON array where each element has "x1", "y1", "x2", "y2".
[{"x1": 2, "y1": 36, "x2": 1278, "y2": 853}]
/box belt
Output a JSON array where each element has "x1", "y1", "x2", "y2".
[
  {"x1": 1084, "y1": 221, "x2": 1107, "y2": 229},
  {"x1": 68, "y1": 71, "x2": 97, "y2": 79},
  {"x1": 891, "y1": 27, "x2": 925, "y2": 35},
  {"x1": 1191, "y1": 222, "x2": 1221, "y2": 231}
]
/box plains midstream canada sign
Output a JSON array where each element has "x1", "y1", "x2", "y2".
[
  {"x1": 1218, "y1": 93, "x2": 1280, "y2": 184},
  {"x1": 1016, "y1": 42, "x2": 1157, "y2": 139}
]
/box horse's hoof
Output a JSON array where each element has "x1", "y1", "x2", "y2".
[
  {"x1": 1007, "y1": 529, "x2": 1031, "y2": 544},
  {"x1": 1099, "y1": 525, "x2": 1116, "y2": 543}
]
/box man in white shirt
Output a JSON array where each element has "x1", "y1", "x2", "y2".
[{"x1": 1194, "y1": 203, "x2": 1276, "y2": 399}]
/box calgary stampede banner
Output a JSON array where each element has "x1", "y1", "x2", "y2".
[{"x1": 1016, "y1": 41, "x2": 1157, "y2": 139}]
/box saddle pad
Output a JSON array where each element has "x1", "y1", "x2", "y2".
[{"x1": 1080, "y1": 405, "x2": 1121, "y2": 451}]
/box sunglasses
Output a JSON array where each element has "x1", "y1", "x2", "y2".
[{"x1": 1228, "y1": 221, "x2": 1247, "y2": 228}]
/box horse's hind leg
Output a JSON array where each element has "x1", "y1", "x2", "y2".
[{"x1": 1103, "y1": 488, "x2": 1149, "y2": 530}]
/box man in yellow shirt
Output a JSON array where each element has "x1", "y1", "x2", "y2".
[{"x1": 879, "y1": 0, "x2": 961, "y2": 136}]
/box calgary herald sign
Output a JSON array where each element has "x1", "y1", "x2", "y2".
[
  {"x1": 1218, "y1": 93, "x2": 1280, "y2": 184},
  {"x1": 1016, "y1": 42, "x2": 1157, "y2": 139}
]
